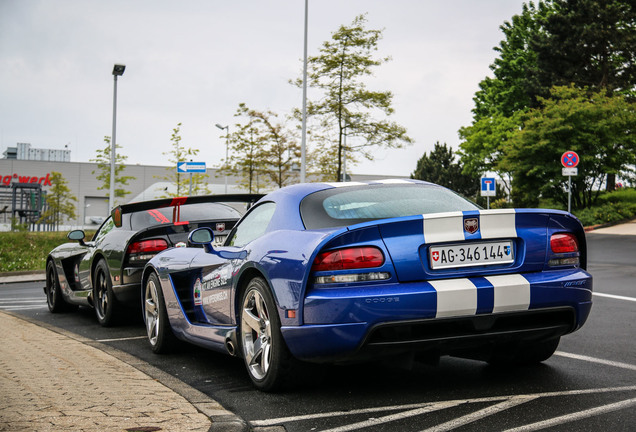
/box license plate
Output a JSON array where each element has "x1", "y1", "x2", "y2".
[
  {"x1": 213, "y1": 235, "x2": 227, "y2": 247},
  {"x1": 429, "y1": 240, "x2": 514, "y2": 270}
]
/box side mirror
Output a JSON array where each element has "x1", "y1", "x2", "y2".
[
  {"x1": 189, "y1": 227, "x2": 214, "y2": 253},
  {"x1": 67, "y1": 230, "x2": 86, "y2": 245}
]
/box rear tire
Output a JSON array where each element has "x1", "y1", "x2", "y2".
[
  {"x1": 45, "y1": 260, "x2": 76, "y2": 313},
  {"x1": 93, "y1": 259, "x2": 118, "y2": 326},
  {"x1": 143, "y1": 272, "x2": 177, "y2": 354},
  {"x1": 239, "y1": 277, "x2": 295, "y2": 391}
]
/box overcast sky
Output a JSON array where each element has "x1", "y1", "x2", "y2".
[{"x1": 0, "y1": 0, "x2": 527, "y2": 177}]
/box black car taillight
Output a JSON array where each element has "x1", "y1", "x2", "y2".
[
  {"x1": 548, "y1": 233, "x2": 580, "y2": 267},
  {"x1": 127, "y1": 239, "x2": 168, "y2": 263}
]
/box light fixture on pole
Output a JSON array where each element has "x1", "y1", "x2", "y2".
[
  {"x1": 109, "y1": 64, "x2": 125, "y2": 212},
  {"x1": 215, "y1": 123, "x2": 229, "y2": 193}
]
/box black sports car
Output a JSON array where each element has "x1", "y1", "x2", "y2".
[{"x1": 44, "y1": 194, "x2": 260, "y2": 326}]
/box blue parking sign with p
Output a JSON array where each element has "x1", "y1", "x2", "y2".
[{"x1": 481, "y1": 177, "x2": 496, "y2": 197}]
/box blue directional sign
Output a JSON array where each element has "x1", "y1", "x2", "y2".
[
  {"x1": 481, "y1": 177, "x2": 496, "y2": 197},
  {"x1": 177, "y1": 162, "x2": 207, "y2": 173}
]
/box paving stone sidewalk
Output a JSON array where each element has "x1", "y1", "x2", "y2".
[{"x1": 0, "y1": 311, "x2": 244, "y2": 432}]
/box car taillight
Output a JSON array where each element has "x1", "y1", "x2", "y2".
[
  {"x1": 128, "y1": 239, "x2": 168, "y2": 262},
  {"x1": 312, "y1": 247, "x2": 385, "y2": 272},
  {"x1": 550, "y1": 233, "x2": 579, "y2": 253},
  {"x1": 549, "y1": 233, "x2": 580, "y2": 267}
]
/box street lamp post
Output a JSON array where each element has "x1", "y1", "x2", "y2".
[
  {"x1": 109, "y1": 64, "x2": 125, "y2": 212},
  {"x1": 300, "y1": 0, "x2": 309, "y2": 183},
  {"x1": 215, "y1": 123, "x2": 229, "y2": 193}
]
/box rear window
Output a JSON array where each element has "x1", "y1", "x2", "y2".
[
  {"x1": 300, "y1": 184, "x2": 480, "y2": 229},
  {"x1": 130, "y1": 202, "x2": 242, "y2": 230}
]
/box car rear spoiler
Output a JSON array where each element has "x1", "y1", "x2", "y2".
[{"x1": 110, "y1": 194, "x2": 264, "y2": 228}]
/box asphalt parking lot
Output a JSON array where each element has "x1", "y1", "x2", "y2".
[{"x1": 1, "y1": 225, "x2": 634, "y2": 431}]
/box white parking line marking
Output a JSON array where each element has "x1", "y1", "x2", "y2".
[
  {"x1": 555, "y1": 351, "x2": 636, "y2": 372},
  {"x1": 593, "y1": 292, "x2": 636, "y2": 302},
  {"x1": 0, "y1": 298, "x2": 46, "y2": 303},
  {"x1": 251, "y1": 401, "x2": 467, "y2": 427},
  {"x1": 501, "y1": 397, "x2": 636, "y2": 432},
  {"x1": 95, "y1": 336, "x2": 148, "y2": 342},
  {"x1": 0, "y1": 305, "x2": 47, "y2": 311},
  {"x1": 250, "y1": 386, "x2": 636, "y2": 428},
  {"x1": 319, "y1": 401, "x2": 464, "y2": 432},
  {"x1": 421, "y1": 396, "x2": 538, "y2": 432},
  {"x1": 0, "y1": 298, "x2": 48, "y2": 311}
]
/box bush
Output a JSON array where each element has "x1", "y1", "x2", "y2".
[
  {"x1": 0, "y1": 231, "x2": 94, "y2": 273},
  {"x1": 574, "y1": 201, "x2": 636, "y2": 227},
  {"x1": 596, "y1": 187, "x2": 636, "y2": 205}
]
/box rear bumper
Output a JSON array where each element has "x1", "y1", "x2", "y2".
[
  {"x1": 112, "y1": 281, "x2": 140, "y2": 305},
  {"x1": 282, "y1": 269, "x2": 592, "y2": 361}
]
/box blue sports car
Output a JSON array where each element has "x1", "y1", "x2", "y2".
[{"x1": 142, "y1": 179, "x2": 592, "y2": 391}]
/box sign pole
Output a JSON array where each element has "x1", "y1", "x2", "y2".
[
  {"x1": 561, "y1": 151, "x2": 579, "y2": 214},
  {"x1": 568, "y1": 175, "x2": 572, "y2": 213}
]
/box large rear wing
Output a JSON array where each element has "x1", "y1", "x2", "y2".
[{"x1": 111, "y1": 194, "x2": 264, "y2": 228}]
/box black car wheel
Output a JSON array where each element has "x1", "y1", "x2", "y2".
[
  {"x1": 143, "y1": 272, "x2": 177, "y2": 353},
  {"x1": 45, "y1": 260, "x2": 76, "y2": 313},
  {"x1": 239, "y1": 277, "x2": 295, "y2": 391},
  {"x1": 93, "y1": 259, "x2": 118, "y2": 326}
]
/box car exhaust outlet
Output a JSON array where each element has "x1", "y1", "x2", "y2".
[
  {"x1": 225, "y1": 330, "x2": 239, "y2": 356},
  {"x1": 225, "y1": 339, "x2": 236, "y2": 356}
]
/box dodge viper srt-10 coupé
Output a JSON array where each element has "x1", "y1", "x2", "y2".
[
  {"x1": 141, "y1": 180, "x2": 592, "y2": 391},
  {"x1": 44, "y1": 194, "x2": 260, "y2": 326}
]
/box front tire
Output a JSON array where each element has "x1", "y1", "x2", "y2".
[
  {"x1": 239, "y1": 277, "x2": 294, "y2": 391},
  {"x1": 93, "y1": 259, "x2": 118, "y2": 326},
  {"x1": 143, "y1": 272, "x2": 177, "y2": 353}
]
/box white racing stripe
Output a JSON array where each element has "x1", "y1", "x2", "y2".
[
  {"x1": 324, "y1": 182, "x2": 367, "y2": 188},
  {"x1": 373, "y1": 179, "x2": 412, "y2": 184},
  {"x1": 479, "y1": 209, "x2": 517, "y2": 239},
  {"x1": 485, "y1": 274, "x2": 531, "y2": 313},
  {"x1": 423, "y1": 209, "x2": 517, "y2": 244},
  {"x1": 429, "y1": 274, "x2": 530, "y2": 318},
  {"x1": 423, "y1": 212, "x2": 465, "y2": 244},
  {"x1": 429, "y1": 278, "x2": 477, "y2": 318}
]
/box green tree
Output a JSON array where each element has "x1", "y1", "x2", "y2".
[
  {"x1": 472, "y1": 1, "x2": 553, "y2": 120},
  {"x1": 39, "y1": 172, "x2": 77, "y2": 230},
  {"x1": 217, "y1": 105, "x2": 268, "y2": 193},
  {"x1": 218, "y1": 104, "x2": 300, "y2": 192},
  {"x1": 461, "y1": 0, "x2": 636, "y2": 198},
  {"x1": 458, "y1": 112, "x2": 522, "y2": 197},
  {"x1": 501, "y1": 85, "x2": 636, "y2": 208},
  {"x1": 293, "y1": 14, "x2": 412, "y2": 181},
  {"x1": 90, "y1": 136, "x2": 135, "y2": 205},
  {"x1": 530, "y1": 0, "x2": 636, "y2": 100},
  {"x1": 159, "y1": 123, "x2": 209, "y2": 197},
  {"x1": 411, "y1": 142, "x2": 480, "y2": 199},
  {"x1": 248, "y1": 108, "x2": 300, "y2": 188}
]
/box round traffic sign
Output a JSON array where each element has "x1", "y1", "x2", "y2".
[{"x1": 561, "y1": 151, "x2": 580, "y2": 168}]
